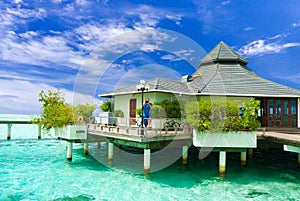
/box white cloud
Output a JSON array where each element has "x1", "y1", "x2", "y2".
[
  {"x1": 244, "y1": 27, "x2": 253, "y2": 31},
  {"x1": 0, "y1": 31, "x2": 86, "y2": 68},
  {"x1": 292, "y1": 20, "x2": 300, "y2": 28},
  {"x1": 0, "y1": 78, "x2": 101, "y2": 114},
  {"x1": 221, "y1": 1, "x2": 230, "y2": 5},
  {"x1": 161, "y1": 54, "x2": 182, "y2": 61},
  {"x1": 239, "y1": 39, "x2": 300, "y2": 56}
]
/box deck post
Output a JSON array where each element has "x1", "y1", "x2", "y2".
[
  {"x1": 247, "y1": 148, "x2": 253, "y2": 159},
  {"x1": 182, "y1": 146, "x2": 188, "y2": 166},
  {"x1": 84, "y1": 143, "x2": 88, "y2": 155},
  {"x1": 241, "y1": 151, "x2": 247, "y2": 168},
  {"x1": 97, "y1": 142, "x2": 101, "y2": 148},
  {"x1": 108, "y1": 142, "x2": 114, "y2": 163},
  {"x1": 38, "y1": 125, "x2": 42, "y2": 139},
  {"x1": 219, "y1": 151, "x2": 226, "y2": 176},
  {"x1": 144, "y1": 149, "x2": 151, "y2": 174},
  {"x1": 67, "y1": 142, "x2": 73, "y2": 161},
  {"x1": 7, "y1": 123, "x2": 12, "y2": 140}
]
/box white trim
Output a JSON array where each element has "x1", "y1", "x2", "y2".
[
  {"x1": 298, "y1": 98, "x2": 300, "y2": 128},
  {"x1": 100, "y1": 90, "x2": 300, "y2": 98}
]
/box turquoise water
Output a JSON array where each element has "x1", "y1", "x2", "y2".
[{"x1": 0, "y1": 116, "x2": 300, "y2": 200}]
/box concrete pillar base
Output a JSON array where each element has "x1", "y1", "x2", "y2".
[
  {"x1": 144, "y1": 149, "x2": 151, "y2": 175},
  {"x1": 219, "y1": 151, "x2": 226, "y2": 176}
]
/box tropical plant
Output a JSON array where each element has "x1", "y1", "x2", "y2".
[
  {"x1": 113, "y1": 110, "x2": 124, "y2": 117},
  {"x1": 136, "y1": 108, "x2": 142, "y2": 117},
  {"x1": 151, "y1": 105, "x2": 167, "y2": 118},
  {"x1": 154, "y1": 99, "x2": 181, "y2": 118},
  {"x1": 73, "y1": 104, "x2": 96, "y2": 124},
  {"x1": 185, "y1": 98, "x2": 261, "y2": 132},
  {"x1": 100, "y1": 101, "x2": 112, "y2": 112}
]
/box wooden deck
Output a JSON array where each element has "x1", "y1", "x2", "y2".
[
  {"x1": 257, "y1": 128, "x2": 300, "y2": 148},
  {"x1": 87, "y1": 124, "x2": 300, "y2": 149},
  {"x1": 87, "y1": 124, "x2": 192, "y2": 149}
]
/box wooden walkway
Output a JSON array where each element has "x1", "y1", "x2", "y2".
[
  {"x1": 257, "y1": 129, "x2": 300, "y2": 148},
  {"x1": 87, "y1": 124, "x2": 300, "y2": 148}
]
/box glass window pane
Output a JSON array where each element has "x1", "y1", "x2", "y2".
[
  {"x1": 284, "y1": 100, "x2": 288, "y2": 114},
  {"x1": 283, "y1": 116, "x2": 289, "y2": 126},
  {"x1": 276, "y1": 115, "x2": 281, "y2": 126},
  {"x1": 291, "y1": 99, "x2": 296, "y2": 115},
  {"x1": 276, "y1": 100, "x2": 281, "y2": 114},
  {"x1": 268, "y1": 116, "x2": 274, "y2": 126},
  {"x1": 269, "y1": 100, "x2": 274, "y2": 114}
]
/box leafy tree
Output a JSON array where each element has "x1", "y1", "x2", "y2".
[
  {"x1": 73, "y1": 104, "x2": 96, "y2": 124},
  {"x1": 36, "y1": 90, "x2": 74, "y2": 129}
]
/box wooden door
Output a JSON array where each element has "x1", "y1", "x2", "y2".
[{"x1": 129, "y1": 99, "x2": 136, "y2": 125}]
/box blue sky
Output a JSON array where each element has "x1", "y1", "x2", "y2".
[{"x1": 1, "y1": 0, "x2": 300, "y2": 114}]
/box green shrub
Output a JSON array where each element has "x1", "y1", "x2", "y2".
[
  {"x1": 185, "y1": 98, "x2": 261, "y2": 132},
  {"x1": 151, "y1": 105, "x2": 167, "y2": 118},
  {"x1": 101, "y1": 101, "x2": 112, "y2": 112},
  {"x1": 113, "y1": 110, "x2": 124, "y2": 117}
]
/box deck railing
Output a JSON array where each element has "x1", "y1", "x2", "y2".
[{"x1": 88, "y1": 118, "x2": 191, "y2": 138}]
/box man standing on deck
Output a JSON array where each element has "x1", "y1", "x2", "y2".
[{"x1": 143, "y1": 98, "x2": 153, "y2": 127}]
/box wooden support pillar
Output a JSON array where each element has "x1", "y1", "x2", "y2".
[
  {"x1": 241, "y1": 151, "x2": 247, "y2": 168},
  {"x1": 182, "y1": 146, "x2": 188, "y2": 166},
  {"x1": 144, "y1": 149, "x2": 151, "y2": 174},
  {"x1": 84, "y1": 143, "x2": 88, "y2": 155},
  {"x1": 97, "y1": 142, "x2": 101, "y2": 148},
  {"x1": 219, "y1": 151, "x2": 226, "y2": 176},
  {"x1": 38, "y1": 126, "x2": 42, "y2": 139},
  {"x1": 247, "y1": 148, "x2": 253, "y2": 159},
  {"x1": 7, "y1": 123, "x2": 12, "y2": 140},
  {"x1": 108, "y1": 142, "x2": 114, "y2": 163},
  {"x1": 67, "y1": 142, "x2": 73, "y2": 161}
]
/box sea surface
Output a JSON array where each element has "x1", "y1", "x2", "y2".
[{"x1": 0, "y1": 115, "x2": 300, "y2": 200}]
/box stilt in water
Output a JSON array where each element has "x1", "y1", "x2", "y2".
[
  {"x1": 84, "y1": 143, "x2": 88, "y2": 155},
  {"x1": 247, "y1": 148, "x2": 253, "y2": 159},
  {"x1": 38, "y1": 126, "x2": 42, "y2": 139},
  {"x1": 144, "y1": 149, "x2": 151, "y2": 175},
  {"x1": 108, "y1": 143, "x2": 114, "y2": 163},
  {"x1": 67, "y1": 142, "x2": 73, "y2": 161},
  {"x1": 182, "y1": 146, "x2": 188, "y2": 166},
  {"x1": 97, "y1": 142, "x2": 101, "y2": 148},
  {"x1": 241, "y1": 151, "x2": 247, "y2": 168},
  {"x1": 7, "y1": 123, "x2": 12, "y2": 140},
  {"x1": 219, "y1": 151, "x2": 226, "y2": 176}
]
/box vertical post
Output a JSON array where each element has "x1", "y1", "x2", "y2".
[
  {"x1": 38, "y1": 125, "x2": 42, "y2": 139},
  {"x1": 84, "y1": 143, "x2": 88, "y2": 155},
  {"x1": 108, "y1": 142, "x2": 114, "y2": 163},
  {"x1": 182, "y1": 146, "x2": 188, "y2": 166},
  {"x1": 219, "y1": 151, "x2": 226, "y2": 176},
  {"x1": 67, "y1": 142, "x2": 73, "y2": 161},
  {"x1": 247, "y1": 148, "x2": 253, "y2": 159},
  {"x1": 144, "y1": 149, "x2": 151, "y2": 174},
  {"x1": 97, "y1": 142, "x2": 101, "y2": 148},
  {"x1": 7, "y1": 123, "x2": 12, "y2": 140},
  {"x1": 241, "y1": 151, "x2": 247, "y2": 168}
]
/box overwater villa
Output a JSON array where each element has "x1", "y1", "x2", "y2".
[{"x1": 100, "y1": 41, "x2": 300, "y2": 129}]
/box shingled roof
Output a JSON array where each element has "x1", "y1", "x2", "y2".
[{"x1": 100, "y1": 41, "x2": 300, "y2": 98}]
